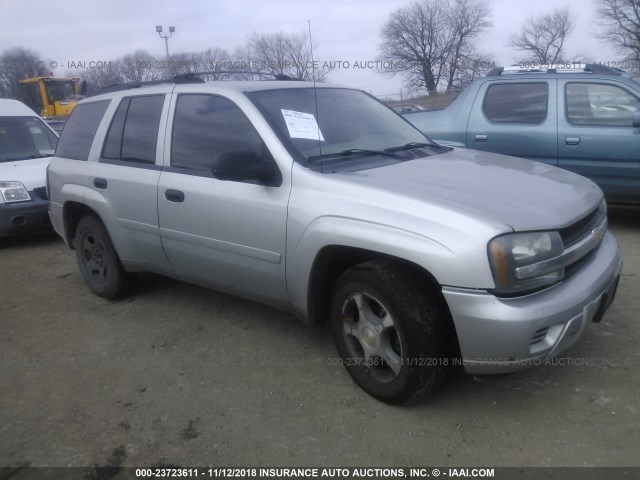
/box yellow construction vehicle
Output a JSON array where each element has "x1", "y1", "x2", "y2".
[{"x1": 18, "y1": 77, "x2": 85, "y2": 131}]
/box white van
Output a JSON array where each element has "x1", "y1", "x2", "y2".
[{"x1": 0, "y1": 99, "x2": 58, "y2": 238}]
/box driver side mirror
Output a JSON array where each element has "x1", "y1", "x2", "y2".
[
  {"x1": 632, "y1": 112, "x2": 640, "y2": 128},
  {"x1": 212, "y1": 151, "x2": 275, "y2": 184}
]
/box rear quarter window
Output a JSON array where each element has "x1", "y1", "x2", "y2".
[{"x1": 55, "y1": 100, "x2": 110, "y2": 160}]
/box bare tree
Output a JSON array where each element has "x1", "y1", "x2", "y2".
[
  {"x1": 448, "y1": 53, "x2": 495, "y2": 90},
  {"x1": 196, "y1": 47, "x2": 232, "y2": 78},
  {"x1": 597, "y1": 0, "x2": 640, "y2": 72},
  {"x1": 510, "y1": 7, "x2": 576, "y2": 65},
  {"x1": 167, "y1": 47, "x2": 232, "y2": 79},
  {"x1": 243, "y1": 31, "x2": 329, "y2": 81},
  {"x1": 444, "y1": 0, "x2": 492, "y2": 90},
  {"x1": 119, "y1": 50, "x2": 161, "y2": 82},
  {"x1": 0, "y1": 47, "x2": 48, "y2": 99},
  {"x1": 68, "y1": 47, "x2": 236, "y2": 92},
  {"x1": 72, "y1": 65, "x2": 122, "y2": 94},
  {"x1": 67, "y1": 52, "x2": 156, "y2": 94},
  {"x1": 379, "y1": 0, "x2": 491, "y2": 95},
  {"x1": 380, "y1": 2, "x2": 448, "y2": 93}
]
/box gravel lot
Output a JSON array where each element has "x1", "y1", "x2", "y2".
[{"x1": 1, "y1": 206, "x2": 639, "y2": 470}]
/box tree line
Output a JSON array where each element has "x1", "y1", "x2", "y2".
[
  {"x1": 1, "y1": 0, "x2": 639, "y2": 99},
  {"x1": 381, "y1": 0, "x2": 640, "y2": 94},
  {"x1": 0, "y1": 31, "x2": 330, "y2": 98}
]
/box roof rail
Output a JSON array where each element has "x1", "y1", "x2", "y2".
[
  {"x1": 98, "y1": 76, "x2": 203, "y2": 93},
  {"x1": 487, "y1": 63, "x2": 624, "y2": 77},
  {"x1": 173, "y1": 70, "x2": 302, "y2": 81},
  {"x1": 98, "y1": 70, "x2": 302, "y2": 94}
]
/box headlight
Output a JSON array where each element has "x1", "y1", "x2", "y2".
[
  {"x1": 488, "y1": 231, "x2": 564, "y2": 295},
  {"x1": 0, "y1": 182, "x2": 31, "y2": 203}
]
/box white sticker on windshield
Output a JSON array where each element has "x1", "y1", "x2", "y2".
[{"x1": 281, "y1": 109, "x2": 325, "y2": 141}]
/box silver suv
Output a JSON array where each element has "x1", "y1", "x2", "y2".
[{"x1": 47, "y1": 77, "x2": 623, "y2": 404}]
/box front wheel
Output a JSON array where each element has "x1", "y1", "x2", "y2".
[
  {"x1": 74, "y1": 215, "x2": 131, "y2": 299},
  {"x1": 331, "y1": 261, "x2": 456, "y2": 404}
]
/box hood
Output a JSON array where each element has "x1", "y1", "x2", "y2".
[
  {"x1": 0, "y1": 157, "x2": 51, "y2": 191},
  {"x1": 335, "y1": 148, "x2": 602, "y2": 231}
]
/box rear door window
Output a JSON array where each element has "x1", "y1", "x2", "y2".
[
  {"x1": 483, "y1": 83, "x2": 548, "y2": 124},
  {"x1": 101, "y1": 95, "x2": 165, "y2": 164},
  {"x1": 102, "y1": 98, "x2": 129, "y2": 160}
]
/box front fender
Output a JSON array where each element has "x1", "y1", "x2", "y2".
[{"x1": 286, "y1": 216, "x2": 464, "y2": 315}]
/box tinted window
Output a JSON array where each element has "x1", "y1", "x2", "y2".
[
  {"x1": 56, "y1": 100, "x2": 109, "y2": 160},
  {"x1": 171, "y1": 94, "x2": 267, "y2": 172},
  {"x1": 566, "y1": 82, "x2": 640, "y2": 127},
  {"x1": 483, "y1": 83, "x2": 548, "y2": 124},
  {"x1": 44, "y1": 80, "x2": 75, "y2": 103},
  {"x1": 21, "y1": 83, "x2": 43, "y2": 113},
  {"x1": 120, "y1": 95, "x2": 164, "y2": 164},
  {"x1": 0, "y1": 117, "x2": 58, "y2": 162},
  {"x1": 102, "y1": 98, "x2": 129, "y2": 160}
]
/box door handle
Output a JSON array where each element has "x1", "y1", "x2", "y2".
[
  {"x1": 93, "y1": 178, "x2": 107, "y2": 189},
  {"x1": 475, "y1": 134, "x2": 488, "y2": 142},
  {"x1": 565, "y1": 137, "x2": 580, "y2": 145},
  {"x1": 165, "y1": 189, "x2": 185, "y2": 203}
]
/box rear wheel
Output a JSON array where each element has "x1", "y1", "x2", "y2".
[
  {"x1": 331, "y1": 260, "x2": 455, "y2": 404},
  {"x1": 74, "y1": 216, "x2": 131, "y2": 299}
]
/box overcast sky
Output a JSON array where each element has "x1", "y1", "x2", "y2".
[{"x1": 0, "y1": 0, "x2": 620, "y2": 98}]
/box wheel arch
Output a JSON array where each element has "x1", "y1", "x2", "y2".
[
  {"x1": 305, "y1": 245, "x2": 446, "y2": 327},
  {"x1": 62, "y1": 201, "x2": 101, "y2": 249}
]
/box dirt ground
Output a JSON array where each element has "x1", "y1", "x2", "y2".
[{"x1": 1, "y1": 206, "x2": 639, "y2": 471}]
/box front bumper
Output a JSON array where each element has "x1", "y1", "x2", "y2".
[
  {"x1": 443, "y1": 231, "x2": 623, "y2": 374},
  {"x1": 0, "y1": 194, "x2": 51, "y2": 238}
]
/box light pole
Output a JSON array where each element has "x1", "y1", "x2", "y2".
[{"x1": 155, "y1": 25, "x2": 175, "y2": 61}]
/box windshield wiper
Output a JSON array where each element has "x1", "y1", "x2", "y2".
[
  {"x1": 384, "y1": 142, "x2": 436, "y2": 152},
  {"x1": 308, "y1": 148, "x2": 399, "y2": 161}
]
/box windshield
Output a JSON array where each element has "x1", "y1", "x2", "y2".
[
  {"x1": 0, "y1": 116, "x2": 58, "y2": 162},
  {"x1": 248, "y1": 88, "x2": 438, "y2": 165},
  {"x1": 45, "y1": 80, "x2": 76, "y2": 103},
  {"x1": 20, "y1": 82, "x2": 44, "y2": 113}
]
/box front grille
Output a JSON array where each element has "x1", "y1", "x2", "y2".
[
  {"x1": 33, "y1": 187, "x2": 48, "y2": 201},
  {"x1": 559, "y1": 207, "x2": 603, "y2": 248},
  {"x1": 556, "y1": 205, "x2": 606, "y2": 282},
  {"x1": 530, "y1": 327, "x2": 549, "y2": 345}
]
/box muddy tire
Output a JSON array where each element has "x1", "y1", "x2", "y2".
[
  {"x1": 74, "y1": 216, "x2": 131, "y2": 299},
  {"x1": 331, "y1": 260, "x2": 456, "y2": 404}
]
